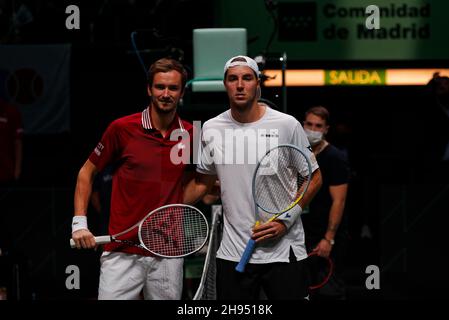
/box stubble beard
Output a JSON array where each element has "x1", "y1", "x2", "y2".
[
  {"x1": 231, "y1": 94, "x2": 257, "y2": 113},
  {"x1": 152, "y1": 97, "x2": 177, "y2": 115}
]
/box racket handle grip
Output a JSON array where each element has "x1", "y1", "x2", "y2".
[
  {"x1": 95, "y1": 236, "x2": 113, "y2": 245},
  {"x1": 69, "y1": 236, "x2": 112, "y2": 248},
  {"x1": 235, "y1": 239, "x2": 256, "y2": 273}
]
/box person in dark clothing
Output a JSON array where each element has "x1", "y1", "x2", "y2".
[
  {"x1": 423, "y1": 73, "x2": 449, "y2": 180},
  {"x1": 301, "y1": 106, "x2": 351, "y2": 300}
]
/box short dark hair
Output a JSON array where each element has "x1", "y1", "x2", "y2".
[
  {"x1": 305, "y1": 106, "x2": 330, "y2": 125},
  {"x1": 147, "y1": 58, "x2": 188, "y2": 89}
]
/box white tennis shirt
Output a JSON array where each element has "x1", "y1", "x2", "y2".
[{"x1": 197, "y1": 106, "x2": 319, "y2": 263}]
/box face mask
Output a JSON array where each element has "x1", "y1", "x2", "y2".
[{"x1": 305, "y1": 128, "x2": 323, "y2": 146}]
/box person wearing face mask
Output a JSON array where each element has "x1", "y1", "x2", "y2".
[{"x1": 301, "y1": 106, "x2": 351, "y2": 300}]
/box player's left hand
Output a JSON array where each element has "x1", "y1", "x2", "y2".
[
  {"x1": 251, "y1": 220, "x2": 287, "y2": 243},
  {"x1": 312, "y1": 239, "x2": 332, "y2": 258}
]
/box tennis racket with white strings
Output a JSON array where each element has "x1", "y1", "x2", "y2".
[
  {"x1": 235, "y1": 144, "x2": 312, "y2": 272},
  {"x1": 70, "y1": 204, "x2": 209, "y2": 258}
]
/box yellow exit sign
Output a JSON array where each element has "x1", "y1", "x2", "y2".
[
  {"x1": 325, "y1": 70, "x2": 386, "y2": 85},
  {"x1": 263, "y1": 69, "x2": 449, "y2": 86}
]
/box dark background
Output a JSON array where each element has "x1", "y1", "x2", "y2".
[{"x1": 0, "y1": 0, "x2": 448, "y2": 300}]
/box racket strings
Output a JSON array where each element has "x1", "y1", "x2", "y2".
[
  {"x1": 140, "y1": 206, "x2": 208, "y2": 257},
  {"x1": 255, "y1": 146, "x2": 310, "y2": 214}
]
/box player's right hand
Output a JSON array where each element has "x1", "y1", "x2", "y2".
[
  {"x1": 252, "y1": 220, "x2": 287, "y2": 243},
  {"x1": 71, "y1": 229, "x2": 96, "y2": 249}
]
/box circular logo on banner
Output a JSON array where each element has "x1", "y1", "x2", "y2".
[{"x1": 6, "y1": 68, "x2": 44, "y2": 105}]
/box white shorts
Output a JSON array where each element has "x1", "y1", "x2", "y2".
[{"x1": 98, "y1": 251, "x2": 184, "y2": 300}]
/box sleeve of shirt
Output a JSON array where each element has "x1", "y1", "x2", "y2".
[
  {"x1": 278, "y1": 121, "x2": 320, "y2": 229},
  {"x1": 329, "y1": 149, "x2": 351, "y2": 186},
  {"x1": 196, "y1": 124, "x2": 217, "y2": 175},
  {"x1": 88, "y1": 121, "x2": 122, "y2": 172}
]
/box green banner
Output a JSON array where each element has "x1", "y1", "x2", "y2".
[{"x1": 217, "y1": 0, "x2": 449, "y2": 60}]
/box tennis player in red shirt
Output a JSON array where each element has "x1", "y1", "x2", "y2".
[{"x1": 71, "y1": 58, "x2": 193, "y2": 300}]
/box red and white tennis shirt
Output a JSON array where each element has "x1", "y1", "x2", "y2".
[{"x1": 89, "y1": 107, "x2": 193, "y2": 255}]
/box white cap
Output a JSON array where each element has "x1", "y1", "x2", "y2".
[{"x1": 224, "y1": 55, "x2": 260, "y2": 77}]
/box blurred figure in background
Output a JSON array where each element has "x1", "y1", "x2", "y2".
[
  {"x1": 425, "y1": 73, "x2": 449, "y2": 164},
  {"x1": 0, "y1": 99, "x2": 23, "y2": 186},
  {"x1": 0, "y1": 99, "x2": 24, "y2": 294},
  {"x1": 418, "y1": 73, "x2": 449, "y2": 184},
  {"x1": 301, "y1": 106, "x2": 350, "y2": 300}
]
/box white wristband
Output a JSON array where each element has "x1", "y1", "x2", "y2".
[
  {"x1": 72, "y1": 216, "x2": 88, "y2": 233},
  {"x1": 277, "y1": 204, "x2": 302, "y2": 229}
]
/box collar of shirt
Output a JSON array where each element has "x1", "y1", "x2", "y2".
[{"x1": 141, "y1": 106, "x2": 185, "y2": 139}]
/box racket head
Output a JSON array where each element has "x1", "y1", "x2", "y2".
[
  {"x1": 252, "y1": 144, "x2": 312, "y2": 220},
  {"x1": 307, "y1": 251, "x2": 334, "y2": 290},
  {"x1": 138, "y1": 204, "x2": 209, "y2": 258}
]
